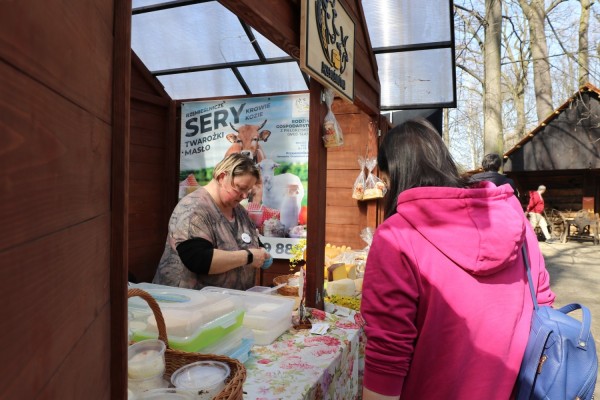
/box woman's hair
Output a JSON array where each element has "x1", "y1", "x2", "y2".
[
  {"x1": 378, "y1": 118, "x2": 469, "y2": 218},
  {"x1": 212, "y1": 153, "x2": 261, "y2": 183}
]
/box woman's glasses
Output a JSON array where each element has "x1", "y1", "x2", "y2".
[{"x1": 226, "y1": 179, "x2": 253, "y2": 198}]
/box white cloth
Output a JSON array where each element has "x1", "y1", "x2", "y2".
[{"x1": 528, "y1": 212, "x2": 551, "y2": 240}]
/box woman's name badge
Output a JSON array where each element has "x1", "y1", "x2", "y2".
[{"x1": 241, "y1": 233, "x2": 251, "y2": 243}]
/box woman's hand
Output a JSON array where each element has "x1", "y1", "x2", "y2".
[{"x1": 249, "y1": 247, "x2": 271, "y2": 269}]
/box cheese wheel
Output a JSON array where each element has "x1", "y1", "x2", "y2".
[
  {"x1": 327, "y1": 263, "x2": 347, "y2": 281},
  {"x1": 327, "y1": 279, "x2": 356, "y2": 297},
  {"x1": 354, "y1": 278, "x2": 363, "y2": 292},
  {"x1": 345, "y1": 264, "x2": 357, "y2": 280}
]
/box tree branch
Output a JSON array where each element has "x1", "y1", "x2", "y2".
[
  {"x1": 546, "y1": 0, "x2": 568, "y2": 14},
  {"x1": 455, "y1": 3, "x2": 486, "y2": 24},
  {"x1": 457, "y1": 63, "x2": 485, "y2": 86}
]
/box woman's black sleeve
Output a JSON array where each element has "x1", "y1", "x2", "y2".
[{"x1": 176, "y1": 238, "x2": 214, "y2": 275}]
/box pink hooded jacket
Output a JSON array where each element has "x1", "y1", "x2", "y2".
[{"x1": 361, "y1": 182, "x2": 555, "y2": 399}]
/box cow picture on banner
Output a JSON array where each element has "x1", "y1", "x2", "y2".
[{"x1": 180, "y1": 94, "x2": 310, "y2": 259}]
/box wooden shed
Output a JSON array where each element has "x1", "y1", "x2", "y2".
[
  {"x1": 1, "y1": 1, "x2": 383, "y2": 398},
  {"x1": 504, "y1": 83, "x2": 600, "y2": 213}
]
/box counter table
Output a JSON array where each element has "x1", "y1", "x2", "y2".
[{"x1": 243, "y1": 308, "x2": 365, "y2": 400}]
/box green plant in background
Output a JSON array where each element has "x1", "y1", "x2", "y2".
[
  {"x1": 179, "y1": 168, "x2": 213, "y2": 186},
  {"x1": 289, "y1": 238, "x2": 306, "y2": 271}
]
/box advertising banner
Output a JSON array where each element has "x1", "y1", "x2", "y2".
[{"x1": 180, "y1": 93, "x2": 310, "y2": 259}]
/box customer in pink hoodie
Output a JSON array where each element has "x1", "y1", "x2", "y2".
[{"x1": 360, "y1": 118, "x2": 555, "y2": 400}]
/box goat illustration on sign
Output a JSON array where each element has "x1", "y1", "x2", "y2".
[{"x1": 259, "y1": 158, "x2": 304, "y2": 236}]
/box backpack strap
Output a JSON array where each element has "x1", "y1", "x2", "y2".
[
  {"x1": 521, "y1": 241, "x2": 539, "y2": 311},
  {"x1": 522, "y1": 240, "x2": 593, "y2": 350}
]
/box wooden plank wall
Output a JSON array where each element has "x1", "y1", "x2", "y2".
[
  {"x1": 506, "y1": 92, "x2": 600, "y2": 172},
  {"x1": 0, "y1": 1, "x2": 116, "y2": 398},
  {"x1": 511, "y1": 170, "x2": 600, "y2": 212},
  {"x1": 326, "y1": 100, "x2": 382, "y2": 250},
  {"x1": 129, "y1": 54, "x2": 176, "y2": 284}
]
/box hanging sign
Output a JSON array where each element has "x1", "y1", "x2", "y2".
[
  {"x1": 180, "y1": 94, "x2": 310, "y2": 259},
  {"x1": 300, "y1": 0, "x2": 355, "y2": 102}
]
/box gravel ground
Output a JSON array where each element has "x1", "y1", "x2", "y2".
[{"x1": 539, "y1": 240, "x2": 599, "y2": 397}]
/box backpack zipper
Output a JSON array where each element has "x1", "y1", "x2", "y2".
[{"x1": 536, "y1": 355, "x2": 548, "y2": 374}]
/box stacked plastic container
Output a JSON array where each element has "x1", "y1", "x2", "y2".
[
  {"x1": 128, "y1": 283, "x2": 244, "y2": 352},
  {"x1": 198, "y1": 326, "x2": 255, "y2": 363},
  {"x1": 200, "y1": 287, "x2": 295, "y2": 345}
]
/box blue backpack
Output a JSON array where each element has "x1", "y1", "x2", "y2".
[{"x1": 516, "y1": 244, "x2": 598, "y2": 399}]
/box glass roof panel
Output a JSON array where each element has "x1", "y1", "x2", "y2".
[
  {"x1": 157, "y1": 69, "x2": 247, "y2": 100},
  {"x1": 132, "y1": 0, "x2": 168, "y2": 8},
  {"x1": 377, "y1": 49, "x2": 454, "y2": 108},
  {"x1": 131, "y1": 0, "x2": 456, "y2": 109},
  {"x1": 251, "y1": 28, "x2": 290, "y2": 59},
  {"x1": 363, "y1": 0, "x2": 452, "y2": 48},
  {"x1": 239, "y1": 63, "x2": 308, "y2": 93},
  {"x1": 132, "y1": 2, "x2": 258, "y2": 72}
]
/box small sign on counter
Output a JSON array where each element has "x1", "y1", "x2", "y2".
[
  {"x1": 310, "y1": 323, "x2": 330, "y2": 335},
  {"x1": 259, "y1": 236, "x2": 304, "y2": 260}
]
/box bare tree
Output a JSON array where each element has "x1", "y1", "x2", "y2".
[
  {"x1": 484, "y1": 0, "x2": 504, "y2": 155},
  {"x1": 516, "y1": 0, "x2": 566, "y2": 122},
  {"x1": 455, "y1": 1, "x2": 503, "y2": 157},
  {"x1": 578, "y1": 0, "x2": 594, "y2": 85},
  {"x1": 450, "y1": 0, "x2": 600, "y2": 167},
  {"x1": 443, "y1": 108, "x2": 451, "y2": 146},
  {"x1": 501, "y1": 8, "x2": 530, "y2": 139}
]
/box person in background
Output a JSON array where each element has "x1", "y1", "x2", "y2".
[
  {"x1": 153, "y1": 153, "x2": 271, "y2": 290},
  {"x1": 526, "y1": 184, "x2": 556, "y2": 243},
  {"x1": 360, "y1": 118, "x2": 555, "y2": 400},
  {"x1": 471, "y1": 153, "x2": 519, "y2": 196}
]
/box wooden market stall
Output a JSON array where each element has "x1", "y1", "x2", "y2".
[
  {"x1": 1, "y1": 1, "x2": 383, "y2": 398},
  {"x1": 127, "y1": 0, "x2": 385, "y2": 308}
]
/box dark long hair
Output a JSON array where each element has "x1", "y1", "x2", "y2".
[{"x1": 378, "y1": 118, "x2": 469, "y2": 219}]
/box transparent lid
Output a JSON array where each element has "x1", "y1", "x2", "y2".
[
  {"x1": 128, "y1": 283, "x2": 242, "y2": 338},
  {"x1": 171, "y1": 361, "x2": 231, "y2": 389},
  {"x1": 138, "y1": 388, "x2": 195, "y2": 400}
]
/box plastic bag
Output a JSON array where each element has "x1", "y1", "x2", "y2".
[
  {"x1": 361, "y1": 157, "x2": 386, "y2": 200},
  {"x1": 356, "y1": 227, "x2": 374, "y2": 277},
  {"x1": 352, "y1": 157, "x2": 366, "y2": 200},
  {"x1": 322, "y1": 88, "x2": 344, "y2": 147},
  {"x1": 360, "y1": 227, "x2": 374, "y2": 248}
]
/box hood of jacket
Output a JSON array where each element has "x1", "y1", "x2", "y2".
[{"x1": 395, "y1": 181, "x2": 525, "y2": 276}]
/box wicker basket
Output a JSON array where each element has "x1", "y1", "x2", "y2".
[
  {"x1": 127, "y1": 288, "x2": 246, "y2": 400},
  {"x1": 273, "y1": 274, "x2": 299, "y2": 296}
]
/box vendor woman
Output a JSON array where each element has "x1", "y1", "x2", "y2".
[{"x1": 153, "y1": 153, "x2": 271, "y2": 290}]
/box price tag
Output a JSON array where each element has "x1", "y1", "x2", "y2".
[
  {"x1": 310, "y1": 323, "x2": 330, "y2": 335},
  {"x1": 259, "y1": 235, "x2": 303, "y2": 259}
]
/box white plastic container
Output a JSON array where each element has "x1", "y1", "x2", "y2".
[
  {"x1": 199, "y1": 326, "x2": 254, "y2": 363},
  {"x1": 127, "y1": 339, "x2": 169, "y2": 394},
  {"x1": 137, "y1": 388, "x2": 195, "y2": 399},
  {"x1": 128, "y1": 375, "x2": 169, "y2": 396},
  {"x1": 200, "y1": 287, "x2": 294, "y2": 345},
  {"x1": 128, "y1": 339, "x2": 166, "y2": 379},
  {"x1": 128, "y1": 283, "x2": 244, "y2": 351},
  {"x1": 171, "y1": 361, "x2": 230, "y2": 400},
  {"x1": 246, "y1": 286, "x2": 273, "y2": 294},
  {"x1": 252, "y1": 317, "x2": 293, "y2": 346}
]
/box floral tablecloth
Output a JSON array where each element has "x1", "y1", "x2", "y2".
[{"x1": 243, "y1": 309, "x2": 365, "y2": 400}]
